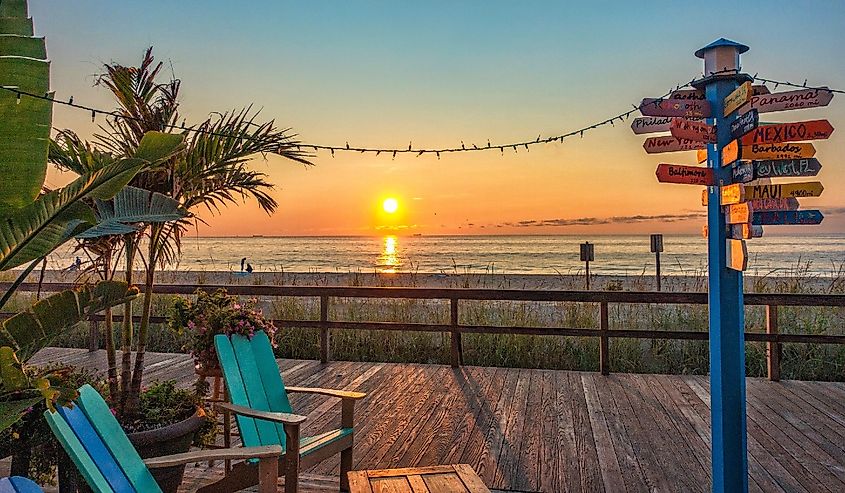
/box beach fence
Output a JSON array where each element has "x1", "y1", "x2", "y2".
[{"x1": 4, "y1": 282, "x2": 845, "y2": 381}]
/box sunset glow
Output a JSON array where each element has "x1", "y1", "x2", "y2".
[{"x1": 382, "y1": 198, "x2": 399, "y2": 214}]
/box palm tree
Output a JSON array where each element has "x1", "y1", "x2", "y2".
[{"x1": 50, "y1": 47, "x2": 312, "y2": 416}]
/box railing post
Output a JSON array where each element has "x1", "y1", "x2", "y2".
[
  {"x1": 319, "y1": 295, "x2": 330, "y2": 363},
  {"x1": 450, "y1": 298, "x2": 463, "y2": 367},
  {"x1": 599, "y1": 301, "x2": 609, "y2": 375},
  {"x1": 766, "y1": 305, "x2": 780, "y2": 382},
  {"x1": 88, "y1": 319, "x2": 100, "y2": 352}
]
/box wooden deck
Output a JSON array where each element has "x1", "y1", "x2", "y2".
[{"x1": 29, "y1": 348, "x2": 845, "y2": 493}]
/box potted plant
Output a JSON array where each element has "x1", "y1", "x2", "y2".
[{"x1": 168, "y1": 289, "x2": 279, "y2": 374}]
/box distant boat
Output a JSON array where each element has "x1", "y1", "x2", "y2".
[
  {"x1": 251, "y1": 234, "x2": 265, "y2": 238},
  {"x1": 412, "y1": 233, "x2": 423, "y2": 237}
]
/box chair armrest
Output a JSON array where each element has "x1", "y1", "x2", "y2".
[
  {"x1": 285, "y1": 386, "x2": 366, "y2": 400},
  {"x1": 216, "y1": 402, "x2": 307, "y2": 425},
  {"x1": 144, "y1": 445, "x2": 282, "y2": 468}
]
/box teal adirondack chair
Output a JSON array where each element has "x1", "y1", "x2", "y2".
[
  {"x1": 0, "y1": 477, "x2": 42, "y2": 493},
  {"x1": 44, "y1": 384, "x2": 283, "y2": 493},
  {"x1": 205, "y1": 331, "x2": 366, "y2": 493}
]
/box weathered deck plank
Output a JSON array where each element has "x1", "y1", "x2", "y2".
[{"x1": 24, "y1": 348, "x2": 845, "y2": 493}]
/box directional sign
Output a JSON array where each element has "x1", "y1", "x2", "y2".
[
  {"x1": 745, "y1": 181, "x2": 823, "y2": 200},
  {"x1": 655, "y1": 163, "x2": 714, "y2": 185},
  {"x1": 732, "y1": 161, "x2": 754, "y2": 183},
  {"x1": 741, "y1": 119, "x2": 834, "y2": 145},
  {"x1": 697, "y1": 148, "x2": 708, "y2": 164},
  {"x1": 741, "y1": 142, "x2": 815, "y2": 160},
  {"x1": 753, "y1": 158, "x2": 822, "y2": 178},
  {"x1": 752, "y1": 210, "x2": 824, "y2": 226},
  {"x1": 730, "y1": 224, "x2": 763, "y2": 239},
  {"x1": 671, "y1": 118, "x2": 716, "y2": 143},
  {"x1": 727, "y1": 239, "x2": 748, "y2": 271},
  {"x1": 725, "y1": 202, "x2": 753, "y2": 224},
  {"x1": 748, "y1": 197, "x2": 799, "y2": 212},
  {"x1": 721, "y1": 139, "x2": 739, "y2": 166},
  {"x1": 721, "y1": 183, "x2": 745, "y2": 205},
  {"x1": 730, "y1": 109, "x2": 759, "y2": 140},
  {"x1": 643, "y1": 136, "x2": 706, "y2": 153},
  {"x1": 631, "y1": 116, "x2": 675, "y2": 134},
  {"x1": 640, "y1": 98, "x2": 712, "y2": 118},
  {"x1": 724, "y1": 81, "x2": 752, "y2": 116},
  {"x1": 670, "y1": 85, "x2": 770, "y2": 100},
  {"x1": 746, "y1": 87, "x2": 834, "y2": 114}
]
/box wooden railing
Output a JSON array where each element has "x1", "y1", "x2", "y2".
[{"x1": 4, "y1": 282, "x2": 845, "y2": 381}]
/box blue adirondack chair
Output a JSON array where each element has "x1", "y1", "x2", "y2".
[
  {"x1": 44, "y1": 384, "x2": 283, "y2": 493},
  {"x1": 206, "y1": 331, "x2": 366, "y2": 493},
  {"x1": 0, "y1": 477, "x2": 42, "y2": 493}
]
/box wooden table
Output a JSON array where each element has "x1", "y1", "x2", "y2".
[{"x1": 347, "y1": 464, "x2": 490, "y2": 493}]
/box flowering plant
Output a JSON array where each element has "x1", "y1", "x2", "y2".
[{"x1": 168, "y1": 289, "x2": 277, "y2": 370}]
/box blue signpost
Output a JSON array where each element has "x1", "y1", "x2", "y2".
[{"x1": 693, "y1": 39, "x2": 751, "y2": 493}]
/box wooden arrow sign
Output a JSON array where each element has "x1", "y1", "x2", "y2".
[
  {"x1": 655, "y1": 163, "x2": 714, "y2": 185},
  {"x1": 745, "y1": 181, "x2": 823, "y2": 200},
  {"x1": 670, "y1": 85, "x2": 770, "y2": 100},
  {"x1": 730, "y1": 109, "x2": 759, "y2": 140},
  {"x1": 741, "y1": 119, "x2": 834, "y2": 145},
  {"x1": 726, "y1": 202, "x2": 753, "y2": 224},
  {"x1": 730, "y1": 224, "x2": 763, "y2": 239},
  {"x1": 722, "y1": 139, "x2": 739, "y2": 166},
  {"x1": 670, "y1": 118, "x2": 716, "y2": 143},
  {"x1": 747, "y1": 87, "x2": 834, "y2": 114},
  {"x1": 732, "y1": 161, "x2": 755, "y2": 183},
  {"x1": 753, "y1": 158, "x2": 822, "y2": 179},
  {"x1": 640, "y1": 98, "x2": 712, "y2": 118},
  {"x1": 721, "y1": 183, "x2": 745, "y2": 205},
  {"x1": 724, "y1": 81, "x2": 753, "y2": 116},
  {"x1": 631, "y1": 116, "x2": 676, "y2": 134},
  {"x1": 741, "y1": 142, "x2": 815, "y2": 160},
  {"x1": 748, "y1": 197, "x2": 799, "y2": 212},
  {"x1": 697, "y1": 148, "x2": 708, "y2": 164},
  {"x1": 643, "y1": 136, "x2": 706, "y2": 153},
  {"x1": 752, "y1": 210, "x2": 824, "y2": 226},
  {"x1": 727, "y1": 239, "x2": 748, "y2": 271}
]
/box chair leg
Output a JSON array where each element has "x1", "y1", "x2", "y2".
[
  {"x1": 340, "y1": 443, "x2": 353, "y2": 492},
  {"x1": 258, "y1": 457, "x2": 279, "y2": 493},
  {"x1": 284, "y1": 423, "x2": 301, "y2": 493}
]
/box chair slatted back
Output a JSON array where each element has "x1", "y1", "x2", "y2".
[
  {"x1": 44, "y1": 384, "x2": 162, "y2": 493},
  {"x1": 215, "y1": 331, "x2": 293, "y2": 449},
  {"x1": 0, "y1": 477, "x2": 42, "y2": 493}
]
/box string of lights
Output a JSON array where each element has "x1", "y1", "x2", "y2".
[{"x1": 0, "y1": 74, "x2": 841, "y2": 158}]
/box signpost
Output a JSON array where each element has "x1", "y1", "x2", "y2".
[
  {"x1": 631, "y1": 116, "x2": 684, "y2": 134},
  {"x1": 671, "y1": 118, "x2": 717, "y2": 142},
  {"x1": 721, "y1": 139, "x2": 739, "y2": 166},
  {"x1": 752, "y1": 210, "x2": 824, "y2": 225},
  {"x1": 745, "y1": 181, "x2": 823, "y2": 199},
  {"x1": 747, "y1": 197, "x2": 799, "y2": 211},
  {"x1": 730, "y1": 109, "x2": 759, "y2": 140},
  {"x1": 741, "y1": 119, "x2": 833, "y2": 145},
  {"x1": 670, "y1": 85, "x2": 770, "y2": 100},
  {"x1": 725, "y1": 202, "x2": 752, "y2": 224},
  {"x1": 746, "y1": 86, "x2": 834, "y2": 114},
  {"x1": 731, "y1": 161, "x2": 754, "y2": 183},
  {"x1": 753, "y1": 158, "x2": 822, "y2": 178},
  {"x1": 723, "y1": 81, "x2": 752, "y2": 116},
  {"x1": 650, "y1": 234, "x2": 664, "y2": 291},
  {"x1": 741, "y1": 142, "x2": 816, "y2": 160},
  {"x1": 655, "y1": 163, "x2": 713, "y2": 185},
  {"x1": 643, "y1": 136, "x2": 706, "y2": 153},
  {"x1": 727, "y1": 238, "x2": 748, "y2": 271},
  {"x1": 720, "y1": 183, "x2": 745, "y2": 205},
  {"x1": 580, "y1": 242, "x2": 594, "y2": 290},
  {"x1": 640, "y1": 98, "x2": 712, "y2": 118},
  {"x1": 730, "y1": 224, "x2": 763, "y2": 239}
]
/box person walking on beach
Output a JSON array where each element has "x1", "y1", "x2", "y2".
[{"x1": 240, "y1": 257, "x2": 253, "y2": 274}]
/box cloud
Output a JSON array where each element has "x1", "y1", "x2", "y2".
[
  {"x1": 822, "y1": 207, "x2": 845, "y2": 215},
  {"x1": 499, "y1": 212, "x2": 706, "y2": 228}
]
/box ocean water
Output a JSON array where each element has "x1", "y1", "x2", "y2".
[{"x1": 50, "y1": 234, "x2": 845, "y2": 277}]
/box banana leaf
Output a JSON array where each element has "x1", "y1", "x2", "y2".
[
  {"x1": 0, "y1": 280, "x2": 139, "y2": 360},
  {"x1": 77, "y1": 185, "x2": 188, "y2": 238},
  {"x1": 0, "y1": 158, "x2": 143, "y2": 270}
]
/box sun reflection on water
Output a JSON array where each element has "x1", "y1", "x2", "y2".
[{"x1": 379, "y1": 235, "x2": 400, "y2": 273}]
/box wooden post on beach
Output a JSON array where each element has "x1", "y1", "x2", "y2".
[
  {"x1": 88, "y1": 319, "x2": 99, "y2": 352},
  {"x1": 580, "y1": 242, "x2": 594, "y2": 290},
  {"x1": 599, "y1": 301, "x2": 609, "y2": 375},
  {"x1": 766, "y1": 305, "x2": 781, "y2": 381},
  {"x1": 450, "y1": 297, "x2": 463, "y2": 367},
  {"x1": 651, "y1": 234, "x2": 664, "y2": 291},
  {"x1": 319, "y1": 295, "x2": 330, "y2": 363}
]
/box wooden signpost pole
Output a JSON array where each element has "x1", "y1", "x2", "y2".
[
  {"x1": 694, "y1": 38, "x2": 750, "y2": 493},
  {"x1": 650, "y1": 234, "x2": 663, "y2": 291}
]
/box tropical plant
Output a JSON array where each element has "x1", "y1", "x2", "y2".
[
  {"x1": 0, "y1": 0, "x2": 188, "y2": 434},
  {"x1": 49, "y1": 47, "x2": 311, "y2": 418}
]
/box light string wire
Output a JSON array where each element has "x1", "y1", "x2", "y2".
[{"x1": 0, "y1": 74, "x2": 840, "y2": 158}]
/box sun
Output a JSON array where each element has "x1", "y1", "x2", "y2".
[{"x1": 382, "y1": 197, "x2": 399, "y2": 214}]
